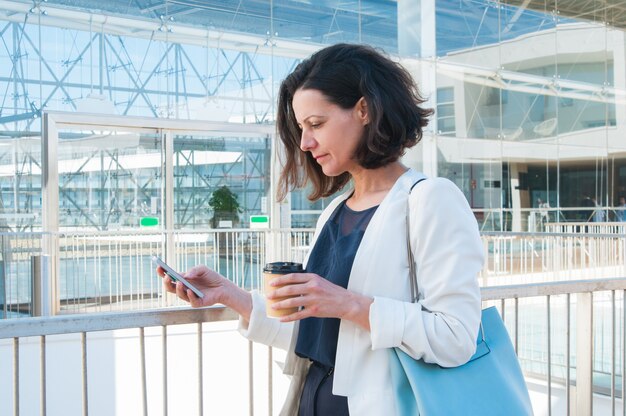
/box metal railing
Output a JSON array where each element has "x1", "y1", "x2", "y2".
[
  {"x1": 480, "y1": 231, "x2": 626, "y2": 285},
  {"x1": 546, "y1": 222, "x2": 626, "y2": 235},
  {"x1": 0, "y1": 229, "x2": 313, "y2": 316},
  {"x1": 3, "y1": 229, "x2": 626, "y2": 317},
  {"x1": 2, "y1": 279, "x2": 626, "y2": 415},
  {"x1": 482, "y1": 278, "x2": 626, "y2": 415},
  {"x1": 0, "y1": 232, "x2": 45, "y2": 318}
]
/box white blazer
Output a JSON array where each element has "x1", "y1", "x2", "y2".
[{"x1": 239, "y1": 169, "x2": 484, "y2": 415}]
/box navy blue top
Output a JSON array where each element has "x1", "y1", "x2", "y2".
[{"x1": 295, "y1": 199, "x2": 378, "y2": 367}]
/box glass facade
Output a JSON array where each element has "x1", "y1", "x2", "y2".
[
  {"x1": 0, "y1": 0, "x2": 624, "y2": 231},
  {"x1": 431, "y1": 0, "x2": 626, "y2": 231}
]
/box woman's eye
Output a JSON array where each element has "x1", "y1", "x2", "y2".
[{"x1": 311, "y1": 123, "x2": 321, "y2": 129}]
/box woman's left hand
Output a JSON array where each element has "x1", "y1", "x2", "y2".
[{"x1": 266, "y1": 272, "x2": 373, "y2": 330}]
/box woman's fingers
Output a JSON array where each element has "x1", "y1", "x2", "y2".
[
  {"x1": 279, "y1": 309, "x2": 308, "y2": 322},
  {"x1": 175, "y1": 281, "x2": 191, "y2": 302},
  {"x1": 269, "y1": 272, "x2": 311, "y2": 287},
  {"x1": 268, "y1": 274, "x2": 328, "y2": 299},
  {"x1": 187, "y1": 289, "x2": 203, "y2": 307},
  {"x1": 266, "y1": 273, "x2": 351, "y2": 321},
  {"x1": 162, "y1": 275, "x2": 177, "y2": 294}
]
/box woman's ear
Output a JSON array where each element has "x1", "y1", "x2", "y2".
[{"x1": 355, "y1": 97, "x2": 369, "y2": 125}]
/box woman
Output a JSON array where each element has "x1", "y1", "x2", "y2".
[{"x1": 158, "y1": 43, "x2": 484, "y2": 415}]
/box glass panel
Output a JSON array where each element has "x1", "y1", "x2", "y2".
[
  {"x1": 173, "y1": 133, "x2": 270, "y2": 230},
  {"x1": 437, "y1": 136, "x2": 504, "y2": 231},
  {"x1": 0, "y1": 135, "x2": 42, "y2": 231},
  {"x1": 58, "y1": 129, "x2": 162, "y2": 230},
  {"x1": 272, "y1": 1, "x2": 397, "y2": 51},
  {"x1": 0, "y1": 135, "x2": 42, "y2": 318},
  {"x1": 502, "y1": 140, "x2": 558, "y2": 232},
  {"x1": 290, "y1": 185, "x2": 340, "y2": 229},
  {"x1": 555, "y1": 15, "x2": 610, "y2": 225},
  {"x1": 499, "y1": 2, "x2": 559, "y2": 74},
  {"x1": 609, "y1": 30, "x2": 626, "y2": 222},
  {"x1": 436, "y1": 0, "x2": 502, "y2": 57}
]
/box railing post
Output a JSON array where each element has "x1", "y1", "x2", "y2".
[
  {"x1": 31, "y1": 255, "x2": 53, "y2": 317},
  {"x1": 0, "y1": 259, "x2": 5, "y2": 319},
  {"x1": 575, "y1": 292, "x2": 593, "y2": 416}
]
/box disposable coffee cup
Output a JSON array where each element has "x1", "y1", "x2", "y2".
[{"x1": 263, "y1": 262, "x2": 303, "y2": 318}]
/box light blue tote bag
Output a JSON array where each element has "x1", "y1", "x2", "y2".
[
  {"x1": 389, "y1": 307, "x2": 533, "y2": 415},
  {"x1": 390, "y1": 181, "x2": 533, "y2": 415}
]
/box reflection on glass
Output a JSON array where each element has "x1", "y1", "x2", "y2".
[
  {"x1": 58, "y1": 130, "x2": 162, "y2": 230},
  {"x1": 290, "y1": 183, "x2": 337, "y2": 229},
  {"x1": 0, "y1": 136, "x2": 42, "y2": 231},
  {"x1": 437, "y1": 0, "x2": 560, "y2": 58},
  {"x1": 437, "y1": 136, "x2": 504, "y2": 231},
  {"x1": 173, "y1": 134, "x2": 270, "y2": 230}
]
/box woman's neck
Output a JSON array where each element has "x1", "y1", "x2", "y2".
[{"x1": 346, "y1": 162, "x2": 408, "y2": 211}]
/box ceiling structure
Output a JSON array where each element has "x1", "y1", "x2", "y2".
[
  {"x1": 506, "y1": 0, "x2": 626, "y2": 30},
  {"x1": 3, "y1": 1, "x2": 625, "y2": 58},
  {"x1": 32, "y1": 0, "x2": 399, "y2": 53}
]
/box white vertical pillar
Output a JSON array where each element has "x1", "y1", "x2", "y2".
[
  {"x1": 42, "y1": 113, "x2": 60, "y2": 315},
  {"x1": 269, "y1": 133, "x2": 288, "y2": 230},
  {"x1": 268, "y1": 132, "x2": 288, "y2": 263},
  {"x1": 31, "y1": 255, "x2": 52, "y2": 317},
  {"x1": 398, "y1": 0, "x2": 435, "y2": 58},
  {"x1": 398, "y1": 0, "x2": 438, "y2": 177},
  {"x1": 612, "y1": 30, "x2": 626, "y2": 128},
  {"x1": 0, "y1": 260, "x2": 5, "y2": 318},
  {"x1": 163, "y1": 130, "x2": 175, "y2": 265},
  {"x1": 576, "y1": 292, "x2": 593, "y2": 416},
  {"x1": 421, "y1": 133, "x2": 438, "y2": 177},
  {"x1": 510, "y1": 163, "x2": 529, "y2": 232}
]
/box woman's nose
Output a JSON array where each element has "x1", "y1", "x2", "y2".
[{"x1": 300, "y1": 130, "x2": 316, "y2": 152}]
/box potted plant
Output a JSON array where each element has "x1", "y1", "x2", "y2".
[
  {"x1": 209, "y1": 186, "x2": 242, "y2": 255},
  {"x1": 209, "y1": 185, "x2": 242, "y2": 229}
]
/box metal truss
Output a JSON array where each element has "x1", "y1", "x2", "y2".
[
  {"x1": 0, "y1": 21, "x2": 277, "y2": 128},
  {"x1": 0, "y1": 5, "x2": 290, "y2": 231}
]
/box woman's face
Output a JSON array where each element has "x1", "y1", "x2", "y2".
[{"x1": 292, "y1": 88, "x2": 367, "y2": 177}]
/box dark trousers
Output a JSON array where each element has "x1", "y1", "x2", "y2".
[{"x1": 298, "y1": 361, "x2": 349, "y2": 416}]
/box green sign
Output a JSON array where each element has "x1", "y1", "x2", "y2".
[
  {"x1": 140, "y1": 217, "x2": 159, "y2": 227},
  {"x1": 249, "y1": 215, "x2": 269, "y2": 229}
]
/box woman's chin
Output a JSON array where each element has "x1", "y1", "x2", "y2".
[{"x1": 321, "y1": 167, "x2": 343, "y2": 177}]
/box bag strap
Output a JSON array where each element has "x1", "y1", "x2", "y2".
[
  {"x1": 406, "y1": 178, "x2": 427, "y2": 304},
  {"x1": 406, "y1": 182, "x2": 487, "y2": 342}
]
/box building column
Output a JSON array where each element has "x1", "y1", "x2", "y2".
[
  {"x1": 510, "y1": 163, "x2": 529, "y2": 232},
  {"x1": 398, "y1": 0, "x2": 438, "y2": 176},
  {"x1": 0, "y1": 260, "x2": 5, "y2": 318},
  {"x1": 613, "y1": 30, "x2": 626, "y2": 129},
  {"x1": 398, "y1": 0, "x2": 435, "y2": 58}
]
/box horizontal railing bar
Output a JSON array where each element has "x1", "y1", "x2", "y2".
[
  {"x1": 5, "y1": 293, "x2": 162, "y2": 313},
  {"x1": 0, "y1": 229, "x2": 623, "y2": 239},
  {"x1": 481, "y1": 277, "x2": 626, "y2": 301},
  {"x1": 4, "y1": 278, "x2": 626, "y2": 339},
  {"x1": 0, "y1": 306, "x2": 238, "y2": 339},
  {"x1": 481, "y1": 231, "x2": 626, "y2": 239},
  {"x1": 54, "y1": 228, "x2": 317, "y2": 237}
]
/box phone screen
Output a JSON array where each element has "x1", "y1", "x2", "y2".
[{"x1": 152, "y1": 256, "x2": 204, "y2": 298}]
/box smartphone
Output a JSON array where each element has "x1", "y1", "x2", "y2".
[{"x1": 152, "y1": 256, "x2": 204, "y2": 299}]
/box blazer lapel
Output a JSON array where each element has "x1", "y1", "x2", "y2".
[{"x1": 347, "y1": 169, "x2": 426, "y2": 295}]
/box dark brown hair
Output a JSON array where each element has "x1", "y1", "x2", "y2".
[{"x1": 276, "y1": 43, "x2": 433, "y2": 201}]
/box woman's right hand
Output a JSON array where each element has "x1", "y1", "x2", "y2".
[{"x1": 157, "y1": 265, "x2": 252, "y2": 322}]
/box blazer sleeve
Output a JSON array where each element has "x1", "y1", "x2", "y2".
[
  {"x1": 237, "y1": 290, "x2": 295, "y2": 351},
  {"x1": 369, "y1": 177, "x2": 484, "y2": 367}
]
